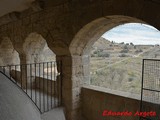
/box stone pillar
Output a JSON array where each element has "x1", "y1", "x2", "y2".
[
  {"x1": 56, "y1": 55, "x2": 73, "y2": 120},
  {"x1": 19, "y1": 53, "x2": 28, "y2": 89},
  {"x1": 71, "y1": 55, "x2": 90, "y2": 120},
  {"x1": 57, "y1": 55, "x2": 90, "y2": 120}
]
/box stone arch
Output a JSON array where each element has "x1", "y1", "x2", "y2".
[
  {"x1": 0, "y1": 37, "x2": 20, "y2": 66},
  {"x1": 38, "y1": 31, "x2": 70, "y2": 56},
  {"x1": 70, "y1": 15, "x2": 147, "y2": 55},
  {"x1": 23, "y1": 32, "x2": 56, "y2": 63},
  {"x1": 66, "y1": 15, "x2": 150, "y2": 119},
  {"x1": 69, "y1": 15, "x2": 148, "y2": 86}
]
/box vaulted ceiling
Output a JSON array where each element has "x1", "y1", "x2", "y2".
[{"x1": 0, "y1": 0, "x2": 35, "y2": 17}]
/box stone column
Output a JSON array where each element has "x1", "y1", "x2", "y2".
[
  {"x1": 19, "y1": 53, "x2": 28, "y2": 89},
  {"x1": 71, "y1": 55, "x2": 90, "y2": 120},
  {"x1": 57, "y1": 55, "x2": 90, "y2": 120},
  {"x1": 56, "y1": 55, "x2": 73, "y2": 120}
]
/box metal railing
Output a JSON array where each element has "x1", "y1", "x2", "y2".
[
  {"x1": 140, "y1": 59, "x2": 160, "y2": 120},
  {"x1": 0, "y1": 61, "x2": 62, "y2": 114}
]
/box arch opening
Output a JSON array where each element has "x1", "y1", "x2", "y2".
[
  {"x1": 69, "y1": 15, "x2": 158, "y2": 96},
  {"x1": 22, "y1": 32, "x2": 59, "y2": 81},
  {"x1": 7, "y1": 32, "x2": 62, "y2": 113},
  {"x1": 23, "y1": 32, "x2": 56, "y2": 64},
  {"x1": 90, "y1": 23, "x2": 160, "y2": 94},
  {"x1": 70, "y1": 15, "x2": 146, "y2": 55}
]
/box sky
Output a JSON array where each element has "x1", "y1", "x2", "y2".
[{"x1": 102, "y1": 23, "x2": 160, "y2": 45}]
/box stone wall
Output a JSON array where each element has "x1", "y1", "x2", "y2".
[
  {"x1": 82, "y1": 85, "x2": 158, "y2": 120},
  {"x1": 10, "y1": 70, "x2": 32, "y2": 89},
  {"x1": 0, "y1": 37, "x2": 20, "y2": 66},
  {"x1": 1, "y1": 0, "x2": 160, "y2": 120},
  {"x1": 10, "y1": 70, "x2": 60, "y2": 96},
  {"x1": 35, "y1": 76, "x2": 60, "y2": 96}
]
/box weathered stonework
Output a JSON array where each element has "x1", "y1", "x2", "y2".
[
  {"x1": 0, "y1": 37, "x2": 20, "y2": 66},
  {"x1": 82, "y1": 85, "x2": 158, "y2": 120},
  {"x1": 1, "y1": 0, "x2": 160, "y2": 120}
]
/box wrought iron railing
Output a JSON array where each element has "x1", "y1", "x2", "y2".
[{"x1": 0, "y1": 61, "x2": 62, "y2": 114}]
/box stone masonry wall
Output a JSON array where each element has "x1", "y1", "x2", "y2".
[
  {"x1": 1, "y1": 0, "x2": 160, "y2": 120},
  {"x1": 82, "y1": 86, "x2": 157, "y2": 120}
]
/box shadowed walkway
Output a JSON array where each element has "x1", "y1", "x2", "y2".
[
  {"x1": 0, "y1": 72, "x2": 41, "y2": 120},
  {"x1": 41, "y1": 107, "x2": 65, "y2": 120},
  {"x1": 0, "y1": 71, "x2": 65, "y2": 120}
]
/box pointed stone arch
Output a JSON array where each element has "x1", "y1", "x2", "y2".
[{"x1": 0, "y1": 37, "x2": 20, "y2": 66}]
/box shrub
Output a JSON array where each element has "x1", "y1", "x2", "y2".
[
  {"x1": 124, "y1": 45, "x2": 128, "y2": 49},
  {"x1": 139, "y1": 49, "x2": 143, "y2": 52},
  {"x1": 120, "y1": 42, "x2": 124, "y2": 44},
  {"x1": 119, "y1": 54, "x2": 127, "y2": 57},
  {"x1": 120, "y1": 49, "x2": 129, "y2": 53},
  {"x1": 91, "y1": 54, "x2": 95, "y2": 57},
  {"x1": 99, "y1": 49, "x2": 103, "y2": 52},
  {"x1": 135, "y1": 49, "x2": 143, "y2": 53},
  {"x1": 130, "y1": 42, "x2": 134, "y2": 46},
  {"x1": 98, "y1": 52, "x2": 110, "y2": 57},
  {"x1": 128, "y1": 77, "x2": 134, "y2": 82},
  {"x1": 93, "y1": 51, "x2": 98, "y2": 54}
]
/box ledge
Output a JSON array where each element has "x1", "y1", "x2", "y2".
[{"x1": 83, "y1": 85, "x2": 141, "y2": 101}]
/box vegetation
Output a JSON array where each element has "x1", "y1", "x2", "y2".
[
  {"x1": 119, "y1": 54, "x2": 128, "y2": 57},
  {"x1": 90, "y1": 37, "x2": 158, "y2": 94},
  {"x1": 120, "y1": 49, "x2": 129, "y2": 53}
]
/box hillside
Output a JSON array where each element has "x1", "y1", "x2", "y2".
[
  {"x1": 92, "y1": 37, "x2": 111, "y2": 50},
  {"x1": 90, "y1": 37, "x2": 159, "y2": 94}
]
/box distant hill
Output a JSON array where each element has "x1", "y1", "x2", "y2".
[
  {"x1": 91, "y1": 37, "x2": 157, "y2": 58},
  {"x1": 92, "y1": 37, "x2": 111, "y2": 50},
  {"x1": 90, "y1": 37, "x2": 160, "y2": 94}
]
